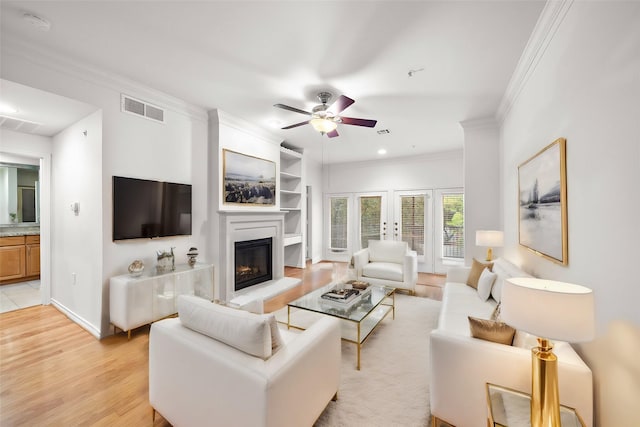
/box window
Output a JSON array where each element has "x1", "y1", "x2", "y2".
[
  {"x1": 442, "y1": 193, "x2": 464, "y2": 259},
  {"x1": 400, "y1": 195, "x2": 425, "y2": 256},
  {"x1": 359, "y1": 196, "x2": 382, "y2": 249},
  {"x1": 329, "y1": 196, "x2": 349, "y2": 251}
]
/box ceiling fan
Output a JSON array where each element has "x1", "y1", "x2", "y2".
[{"x1": 274, "y1": 92, "x2": 377, "y2": 138}]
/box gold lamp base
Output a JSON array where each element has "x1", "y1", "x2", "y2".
[
  {"x1": 485, "y1": 247, "x2": 493, "y2": 261},
  {"x1": 531, "y1": 338, "x2": 561, "y2": 427}
]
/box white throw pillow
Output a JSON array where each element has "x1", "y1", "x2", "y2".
[
  {"x1": 477, "y1": 268, "x2": 497, "y2": 301},
  {"x1": 178, "y1": 295, "x2": 274, "y2": 359}
]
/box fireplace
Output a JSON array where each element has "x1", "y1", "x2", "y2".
[{"x1": 234, "y1": 237, "x2": 273, "y2": 292}]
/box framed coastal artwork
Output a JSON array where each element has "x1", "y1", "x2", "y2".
[
  {"x1": 518, "y1": 137, "x2": 568, "y2": 265},
  {"x1": 222, "y1": 149, "x2": 276, "y2": 206}
]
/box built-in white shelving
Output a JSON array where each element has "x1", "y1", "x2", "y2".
[{"x1": 280, "y1": 146, "x2": 305, "y2": 268}]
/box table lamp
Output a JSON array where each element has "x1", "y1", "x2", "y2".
[
  {"x1": 500, "y1": 277, "x2": 595, "y2": 427},
  {"x1": 475, "y1": 230, "x2": 504, "y2": 261}
]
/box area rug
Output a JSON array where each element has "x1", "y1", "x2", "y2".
[{"x1": 275, "y1": 294, "x2": 441, "y2": 426}]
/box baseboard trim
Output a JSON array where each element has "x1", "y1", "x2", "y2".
[{"x1": 50, "y1": 298, "x2": 101, "y2": 339}]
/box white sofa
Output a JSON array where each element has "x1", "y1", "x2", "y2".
[
  {"x1": 352, "y1": 240, "x2": 418, "y2": 294},
  {"x1": 429, "y1": 258, "x2": 593, "y2": 427},
  {"x1": 149, "y1": 296, "x2": 341, "y2": 427}
]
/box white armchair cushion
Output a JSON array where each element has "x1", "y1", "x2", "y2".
[
  {"x1": 368, "y1": 240, "x2": 408, "y2": 263},
  {"x1": 177, "y1": 295, "x2": 275, "y2": 359},
  {"x1": 362, "y1": 262, "x2": 404, "y2": 282}
]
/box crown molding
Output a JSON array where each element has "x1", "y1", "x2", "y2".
[
  {"x1": 1, "y1": 35, "x2": 208, "y2": 122},
  {"x1": 496, "y1": 0, "x2": 574, "y2": 123},
  {"x1": 212, "y1": 109, "x2": 283, "y2": 146},
  {"x1": 459, "y1": 117, "x2": 498, "y2": 131}
]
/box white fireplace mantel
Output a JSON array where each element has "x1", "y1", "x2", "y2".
[{"x1": 218, "y1": 211, "x2": 287, "y2": 303}]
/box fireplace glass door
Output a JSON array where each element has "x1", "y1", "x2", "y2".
[{"x1": 234, "y1": 237, "x2": 273, "y2": 292}]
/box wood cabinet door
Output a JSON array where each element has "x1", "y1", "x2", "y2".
[
  {"x1": 0, "y1": 245, "x2": 26, "y2": 281},
  {"x1": 26, "y1": 244, "x2": 41, "y2": 276}
]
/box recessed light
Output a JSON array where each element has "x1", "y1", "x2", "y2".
[
  {"x1": 377, "y1": 149, "x2": 387, "y2": 155},
  {"x1": 0, "y1": 103, "x2": 18, "y2": 114}
]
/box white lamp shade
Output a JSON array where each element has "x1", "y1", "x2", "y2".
[
  {"x1": 501, "y1": 277, "x2": 595, "y2": 342},
  {"x1": 476, "y1": 230, "x2": 504, "y2": 247}
]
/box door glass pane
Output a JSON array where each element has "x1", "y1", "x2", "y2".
[
  {"x1": 330, "y1": 197, "x2": 348, "y2": 250},
  {"x1": 400, "y1": 195, "x2": 424, "y2": 256},
  {"x1": 442, "y1": 193, "x2": 464, "y2": 258},
  {"x1": 360, "y1": 196, "x2": 381, "y2": 249}
]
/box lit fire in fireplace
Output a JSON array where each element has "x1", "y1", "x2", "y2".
[{"x1": 236, "y1": 265, "x2": 260, "y2": 277}]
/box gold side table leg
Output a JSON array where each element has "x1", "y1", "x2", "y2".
[
  {"x1": 287, "y1": 305, "x2": 291, "y2": 329},
  {"x1": 357, "y1": 323, "x2": 361, "y2": 370}
]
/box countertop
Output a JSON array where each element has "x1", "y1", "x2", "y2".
[{"x1": 0, "y1": 226, "x2": 41, "y2": 237}]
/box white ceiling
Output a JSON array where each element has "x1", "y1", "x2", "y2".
[{"x1": 0, "y1": 1, "x2": 545, "y2": 163}]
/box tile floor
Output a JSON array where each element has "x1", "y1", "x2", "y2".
[{"x1": 0, "y1": 280, "x2": 41, "y2": 314}]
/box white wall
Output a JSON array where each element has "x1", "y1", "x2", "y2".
[
  {"x1": 2, "y1": 47, "x2": 209, "y2": 337},
  {"x1": 324, "y1": 150, "x2": 463, "y2": 194},
  {"x1": 460, "y1": 119, "x2": 501, "y2": 264},
  {"x1": 500, "y1": 2, "x2": 640, "y2": 425},
  {"x1": 306, "y1": 155, "x2": 324, "y2": 264},
  {"x1": 51, "y1": 111, "x2": 103, "y2": 335}
]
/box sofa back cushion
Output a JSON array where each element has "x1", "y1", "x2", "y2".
[
  {"x1": 491, "y1": 258, "x2": 533, "y2": 302},
  {"x1": 368, "y1": 240, "x2": 408, "y2": 264},
  {"x1": 178, "y1": 295, "x2": 281, "y2": 359}
]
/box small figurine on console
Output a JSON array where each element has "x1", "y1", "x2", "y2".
[
  {"x1": 156, "y1": 247, "x2": 175, "y2": 273},
  {"x1": 187, "y1": 247, "x2": 198, "y2": 267}
]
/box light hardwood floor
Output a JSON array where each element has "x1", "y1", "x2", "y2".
[{"x1": 0, "y1": 262, "x2": 444, "y2": 426}]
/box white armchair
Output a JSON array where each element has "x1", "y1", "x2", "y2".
[
  {"x1": 149, "y1": 296, "x2": 341, "y2": 427},
  {"x1": 352, "y1": 240, "x2": 418, "y2": 294}
]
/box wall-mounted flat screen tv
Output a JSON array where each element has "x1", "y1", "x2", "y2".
[{"x1": 113, "y1": 176, "x2": 192, "y2": 241}]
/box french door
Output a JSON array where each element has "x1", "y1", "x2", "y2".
[
  {"x1": 357, "y1": 193, "x2": 387, "y2": 250},
  {"x1": 394, "y1": 190, "x2": 433, "y2": 272}
]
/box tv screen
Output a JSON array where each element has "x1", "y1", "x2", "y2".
[{"x1": 113, "y1": 176, "x2": 192, "y2": 240}]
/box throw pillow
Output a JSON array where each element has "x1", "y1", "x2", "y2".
[
  {"x1": 477, "y1": 268, "x2": 497, "y2": 301},
  {"x1": 466, "y1": 258, "x2": 494, "y2": 289},
  {"x1": 267, "y1": 314, "x2": 284, "y2": 354},
  {"x1": 468, "y1": 316, "x2": 516, "y2": 346},
  {"x1": 178, "y1": 295, "x2": 273, "y2": 359}
]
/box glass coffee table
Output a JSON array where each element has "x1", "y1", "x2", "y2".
[{"x1": 287, "y1": 283, "x2": 395, "y2": 370}]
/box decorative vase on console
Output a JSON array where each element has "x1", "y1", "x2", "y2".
[
  {"x1": 156, "y1": 247, "x2": 175, "y2": 273},
  {"x1": 128, "y1": 260, "x2": 144, "y2": 277},
  {"x1": 187, "y1": 247, "x2": 198, "y2": 267}
]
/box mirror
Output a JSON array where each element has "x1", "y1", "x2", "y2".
[{"x1": 0, "y1": 162, "x2": 40, "y2": 225}]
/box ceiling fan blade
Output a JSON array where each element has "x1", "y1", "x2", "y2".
[
  {"x1": 340, "y1": 117, "x2": 377, "y2": 128},
  {"x1": 327, "y1": 129, "x2": 339, "y2": 138},
  {"x1": 281, "y1": 120, "x2": 310, "y2": 130},
  {"x1": 274, "y1": 103, "x2": 312, "y2": 116},
  {"x1": 327, "y1": 95, "x2": 355, "y2": 115}
]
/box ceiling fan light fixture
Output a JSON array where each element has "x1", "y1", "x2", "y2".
[{"x1": 310, "y1": 117, "x2": 337, "y2": 134}]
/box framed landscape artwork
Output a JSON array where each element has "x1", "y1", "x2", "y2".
[
  {"x1": 518, "y1": 137, "x2": 568, "y2": 265},
  {"x1": 223, "y1": 149, "x2": 276, "y2": 206}
]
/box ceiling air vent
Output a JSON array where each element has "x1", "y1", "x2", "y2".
[
  {"x1": 121, "y1": 94, "x2": 165, "y2": 124},
  {"x1": 0, "y1": 115, "x2": 41, "y2": 133}
]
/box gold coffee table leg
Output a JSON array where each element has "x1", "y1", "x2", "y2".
[{"x1": 357, "y1": 323, "x2": 361, "y2": 370}]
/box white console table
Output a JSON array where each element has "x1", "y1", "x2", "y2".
[{"x1": 110, "y1": 263, "x2": 214, "y2": 338}]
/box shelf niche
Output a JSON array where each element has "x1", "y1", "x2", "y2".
[{"x1": 279, "y1": 145, "x2": 305, "y2": 268}]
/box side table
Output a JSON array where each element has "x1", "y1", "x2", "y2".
[{"x1": 486, "y1": 383, "x2": 585, "y2": 427}]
